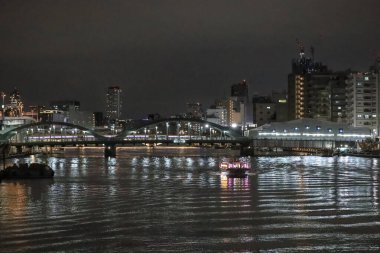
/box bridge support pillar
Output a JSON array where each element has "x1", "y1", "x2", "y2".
[
  {"x1": 16, "y1": 146, "x2": 23, "y2": 155},
  {"x1": 104, "y1": 144, "x2": 116, "y2": 158},
  {"x1": 240, "y1": 145, "x2": 254, "y2": 156}
]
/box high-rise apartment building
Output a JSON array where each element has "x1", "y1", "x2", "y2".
[
  {"x1": 105, "y1": 86, "x2": 122, "y2": 123},
  {"x1": 330, "y1": 72, "x2": 348, "y2": 122},
  {"x1": 346, "y1": 72, "x2": 379, "y2": 135},
  {"x1": 288, "y1": 47, "x2": 332, "y2": 120}
]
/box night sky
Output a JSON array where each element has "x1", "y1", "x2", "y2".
[{"x1": 1, "y1": 0, "x2": 380, "y2": 118}]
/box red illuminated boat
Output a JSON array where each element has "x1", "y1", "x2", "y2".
[{"x1": 219, "y1": 159, "x2": 251, "y2": 177}]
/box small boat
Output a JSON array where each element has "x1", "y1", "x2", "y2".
[
  {"x1": 0, "y1": 163, "x2": 54, "y2": 180},
  {"x1": 219, "y1": 159, "x2": 251, "y2": 177}
]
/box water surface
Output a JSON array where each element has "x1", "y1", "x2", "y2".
[{"x1": 1, "y1": 149, "x2": 379, "y2": 252}]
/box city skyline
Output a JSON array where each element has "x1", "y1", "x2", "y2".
[{"x1": 1, "y1": 0, "x2": 380, "y2": 117}]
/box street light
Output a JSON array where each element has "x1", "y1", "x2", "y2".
[
  {"x1": 144, "y1": 128, "x2": 147, "y2": 140},
  {"x1": 177, "y1": 123, "x2": 181, "y2": 140},
  {"x1": 1, "y1": 92, "x2": 5, "y2": 109},
  {"x1": 204, "y1": 124, "x2": 209, "y2": 139},
  {"x1": 155, "y1": 126, "x2": 158, "y2": 140},
  {"x1": 188, "y1": 122, "x2": 192, "y2": 140},
  {"x1": 166, "y1": 122, "x2": 169, "y2": 140}
]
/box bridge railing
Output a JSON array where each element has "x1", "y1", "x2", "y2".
[{"x1": 121, "y1": 134, "x2": 237, "y2": 141}]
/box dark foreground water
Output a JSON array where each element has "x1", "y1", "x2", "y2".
[{"x1": 1, "y1": 148, "x2": 380, "y2": 252}]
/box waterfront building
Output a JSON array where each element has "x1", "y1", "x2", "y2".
[
  {"x1": 94, "y1": 112, "x2": 104, "y2": 127},
  {"x1": 206, "y1": 107, "x2": 227, "y2": 126},
  {"x1": 248, "y1": 118, "x2": 372, "y2": 149},
  {"x1": 230, "y1": 80, "x2": 252, "y2": 128},
  {"x1": 271, "y1": 90, "x2": 288, "y2": 122},
  {"x1": 186, "y1": 102, "x2": 204, "y2": 119},
  {"x1": 0, "y1": 116, "x2": 36, "y2": 132},
  {"x1": 346, "y1": 72, "x2": 380, "y2": 136},
  {"x1": 50, "y1": 100, "x2": 80, "y2": 111},
  {"x1": 69, "y1": 111, "x2": 95, "y2": 129},
  {"x1": 214, "y1": 98, "x2": 241, "y2": 127},
  {"x1": 4, "y1": 88, "x2": 24, "y2": 117},
  {"x1": 22, "y1": 105, "x2": 45, "y2": 121},
  {"x1": 39, "y1": 109, "x2": 68, "y2": 123},
  {"x1": 252, "y1": 95, "x2": 275, "y2": 127},
  {"x1": 105, "y1": 86, "x2": 122, "y2": 123}
]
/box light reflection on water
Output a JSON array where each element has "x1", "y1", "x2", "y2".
[{"x1": 0, "y1": 150, "x2": 380, "y2": 252}]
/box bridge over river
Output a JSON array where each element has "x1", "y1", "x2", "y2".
[{"x1": 0, "y1": 118, "x2": 252, "y2": 157}]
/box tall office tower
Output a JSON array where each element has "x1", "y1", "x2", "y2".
[
  {"x1": 346, "y1": 72, "x2": 380, "y2": 136},
  {"x1": 288, "y1": 46, "x2": 330, "y2": 120},
  {"x1": 105, "y1": 86, "x2": 122, "y2": 123}
]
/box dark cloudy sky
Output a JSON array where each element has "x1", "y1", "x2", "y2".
[{"x1": 1, "y1": 0, "x2": 380, "y2": 118}]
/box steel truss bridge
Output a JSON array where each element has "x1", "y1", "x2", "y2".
[{"x1": 0, "y1": 119, "x2": 251, "y2": 157}]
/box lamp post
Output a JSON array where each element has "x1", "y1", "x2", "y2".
[
  {"x1": 144, "y1": 128, "x2": 147, "y2": 140},
  {"x1": 177, "y1": 123, "x2": 181, "y2": 140},
  {"x1": 1, "y1": 92, "x2": 5, "y2": 130},
  {"x1": 155, "y1": 126, "x2": 158, "y2": 140},
  {"x1": 188, "y1": 122, "x2": 191, "y2": 140},
  {"x1": 166, "y1": 122, "x2": 169, "y2": 140},
  {"x1": 1, "y1": 92, "x2": 5, "y2": 108}
]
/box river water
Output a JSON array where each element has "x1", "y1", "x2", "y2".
[{"x1": 0, "y1": 147, "x2": 379, "y2": 252}]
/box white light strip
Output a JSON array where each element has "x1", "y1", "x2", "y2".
[
  {"x1": 337, "y1": 134, "x2": 372, "y2": 138},
  {"x1": 258, "y1": 132, "x2": 372, "y2": 138}
]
